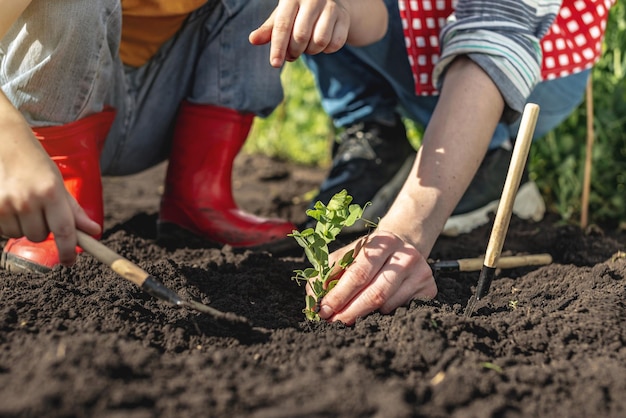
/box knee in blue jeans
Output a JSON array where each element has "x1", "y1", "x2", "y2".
[{"x1": 1, "y1": 0, "x2": 122, "y2": 124}]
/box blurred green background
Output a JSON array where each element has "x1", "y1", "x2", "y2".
[{"x1": 246, "y1": 2, "x2": 626, "y2": 229}]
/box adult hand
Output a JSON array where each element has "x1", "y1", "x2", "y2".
[
  {"x1": 249, "y1": 0, "x2": 387, "y2": 68},
  {"x1": 309, "y1": 57, "x2": 506, "y2": 325},
  {"x1": 0, "y1": 103, "x2": 100, "y2": 266},
  {"x1": 311, "y1": 230, "x2": 438, "y2": 325}
]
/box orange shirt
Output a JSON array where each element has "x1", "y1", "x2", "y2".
[{"x1": 120, "y1": 0, "x2": 207, "y2": 67}]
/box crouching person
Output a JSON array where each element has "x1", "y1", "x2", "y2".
[{"x1": 0, "y1": 0, "x2": 388, "y2": 273}]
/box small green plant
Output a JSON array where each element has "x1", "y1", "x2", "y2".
[
  {"x1": 611, "y1": 251, "x2": 626, "y2": 262},
  {"x1": 508, "y1": 299, "x2": 519, "y2": 310},
  {"x1": 289, "y1": 190, "x2": 373, "y2": 320},
  {"x1": 480, "y1": 362, "x2": 503, "y2": 373}
]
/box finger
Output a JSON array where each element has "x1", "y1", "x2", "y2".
[
  {"x1": 329, "y1": 252, "x2": 407, "y2": 324},
  {"x1": 72, "y1": 199, "x2": 101, "y2": 237},
  {"x1": 322, "y1": 14, "x2": 349, "y2": 54},
  {"x1": 269, "y1": 3, "x2": 298, "y2": 68},
  {"x1": 317, "y1": 238, "x2": 389, "y2": 319},
  {"x1": 18, "y1": 209, "x2": 50, "y2": 243},
  {"x1": 45, "y1": 194, "x2": 79, "y2": 266},
  {"x1": 0, "y1": 192, "x2": 26, "y2": 237},
  {"x1": 379, "y1": 269, "x2": 437, "y2": 314},
  {"x1": 249, "y1": 11, "x2": 275, "y2": 46},
  {"x1": 0, "y1": 214, "x2": 24, "y2": 238},
  {"x1": 323, "y1": 232, "x2": 433, "y2": 324},
  {"x1": 377, "y1": 250, "x2": 436, "y2": 313},
  {"x1": 285, "y1": 52, "x2": 299, "y2": 63},
  {"x1": 332, "y1": 265, "x2": 437, "y2": 325},
  {"x1": 304, "y1": 3, "x2": 349, "y2": 56},
  {"x1": 287, "y1": 4, "x2": 318, "y2": 61},
  {"x1": 304, "y1": 8, "x2": 334, "y2": 55}
]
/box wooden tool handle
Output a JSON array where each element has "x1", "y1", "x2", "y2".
[
  {"x1": 483, "y1": 103, "x2": 540, "y2": 268},
  {"x1": 457, "y1": 253, "x2": 552, "y2": 272},
  {"x1": 76, "y1": 230, "x2": 149, "y2": 287},
  {"x1": 581, "y1": 77, "x2": 594, "y2": 228}
]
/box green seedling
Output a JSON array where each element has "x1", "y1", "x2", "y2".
[
  {"x1": 289, "y1": 190, "x2": 373, "y2": 320},
  {"x1": 611, "y1": 251, "x2": 626, "y2": 262},
  {"x1": 480, "y1": 362, "x2": 503, "y2": 373}
]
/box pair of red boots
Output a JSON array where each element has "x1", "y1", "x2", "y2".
[{"x1": 1, "y1": 102, "x2": 295, "y2": 273}]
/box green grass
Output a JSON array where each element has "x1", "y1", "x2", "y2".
[
  {"x1": 246, "y1": 61, "x2": 334, "y2": 166},
  {"x1": 246, "y1": 3, "x2": 626, "y2": 228}
]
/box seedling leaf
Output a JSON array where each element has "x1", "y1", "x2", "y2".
[
  {"x1": 338, "y1": 248, "x2": 355, "y2": 268},
  {"x1": 290, "y1": 190, "x2": 375, "y2": 321},
  {"x1": 345, "y1": 204, "x2": 365, "y2": 227}
]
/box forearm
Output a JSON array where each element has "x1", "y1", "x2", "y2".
[
  {"x1": 378, "y1": 57, "x2": 504, "y2": 257},
  {"x1": 0, "y1": 0, "x2": 31, "y2": 39},
  {"x1": 343, "y1": 0, "x2": 388, "y2": 46},
  {"x1": 0, "y1": 89, "x2": 28, "y2": 138},
  {"x1": 0, "y1": 89, "x2": 49, "y2": 166}
]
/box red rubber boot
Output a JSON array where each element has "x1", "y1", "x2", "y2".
[
  {"x1": 157, "y1": 101, "x2": 296, "y2": 248},
  {"x1": 1, "y1": 109, "x2": 115, "y2": 273}
]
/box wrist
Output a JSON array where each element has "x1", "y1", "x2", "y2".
[
  {"x1": 344, "y1": 0, "x2": 387, "y2": 46},
  {"x1": 378, "y1": 193, "x2": 443, "y2": 258}
]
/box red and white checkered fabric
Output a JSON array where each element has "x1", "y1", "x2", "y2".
[{"x1": 399, "y1": 0, "x2": 615, "y2": 95}]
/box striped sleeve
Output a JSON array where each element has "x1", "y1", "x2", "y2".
[{"x1": 433, "y1": 0, "x2": 562, "y2": 122}]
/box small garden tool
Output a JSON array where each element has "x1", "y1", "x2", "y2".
[
  {"x1": 77, "y1": 230, "x2": 252, "y2": 328},
  {"x1": 464, "y1": 103, "x2": 541, "y2": 317}
]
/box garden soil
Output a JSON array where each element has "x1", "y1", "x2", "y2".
[{"x1": 1, "y1": 153, "x2": 626, "y2": 418}]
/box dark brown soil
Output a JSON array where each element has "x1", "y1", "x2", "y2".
[{"x1": 2, "y1": 153, "x2": 626, "y2": 418}]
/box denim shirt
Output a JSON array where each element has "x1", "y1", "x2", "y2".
[{"x1": 221, "y1": 0, "x2": 249, "y2": 16}]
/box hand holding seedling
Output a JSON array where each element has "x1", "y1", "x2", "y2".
[
  {"x1": 315, "y1": 230, "x2": 437, "y2": 325},
  {"x1": 290, "y1": 190, "x2": 370, "y2": 320},
  {"x1": 291, "y1": 190, "x2": 437, "y2": 325}
]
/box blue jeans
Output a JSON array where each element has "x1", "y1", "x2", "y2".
[
  {"x1": 0, "y1": 0, "x2": 283, "y2": 176},
  {"x1": 302, "y1": 0, "x2": 589, "y2": 149}
]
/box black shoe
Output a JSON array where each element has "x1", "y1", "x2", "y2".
[
  {"x1": 442, "y1": 145, "x2": 545, "y2": 236},
  {"x1": 303, "y1": 116, "x2": 416, "y2": 229}
]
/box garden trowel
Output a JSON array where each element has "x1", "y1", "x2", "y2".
[
  {"x1": 430, "y1": 253, "x2": 552, "y2": 276},
  {"x1": 77, "y1": 230, "x2": 253, "y2": 328},
  {"x1": 464, "y1": 103, "x2": 541, "y2": 317}
]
